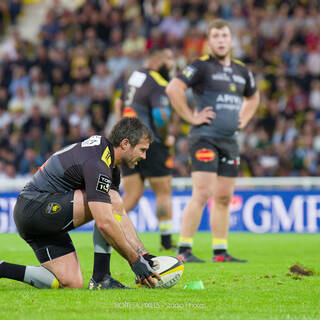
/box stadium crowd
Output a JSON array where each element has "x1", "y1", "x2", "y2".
[{"x1": 0, "y1": 0, "x2": 319, "y2": 179}]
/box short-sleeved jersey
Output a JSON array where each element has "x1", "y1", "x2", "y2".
[
  {"x1": 120, "y1": 67, "x2": 170, "y2": 142},
  {"x1": 22, "y1": 136, "x2": 120, "y2": 203},
  {"x1": 178, "y1": 55, "x2": 257, "y2": 140}
]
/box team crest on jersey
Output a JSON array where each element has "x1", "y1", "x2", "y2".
[
  {"x1": 195, "y1": 149, "x2": 215, "y2": 162},
  {"x1": 96, "y1": 174, "x2": 111, "y2": 194},
  {"x1": 182, "y1": 66, "x2": 196, "y2": 79},
  {"x1": 122, "y1": 106, "x2": 138, "y2": 118},
  {"x1": 45, "y1": 202, "x2": 62, "y2": 214},
  {"x1": 230, "y1": 83, "x2": 237, "y2": 92}
]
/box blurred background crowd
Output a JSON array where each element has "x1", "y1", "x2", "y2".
[{"x1": 0, "y1": 0, "x2": 319, "y2": 179}]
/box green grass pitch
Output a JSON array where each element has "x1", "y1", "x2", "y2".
[{"x1": 0, "y1": 232, "x2": 319, "y2": 320}]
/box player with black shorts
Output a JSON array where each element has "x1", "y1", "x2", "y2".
[
  {"x1": 0, "y1": 118, "x2": 161, "y2": 289},
  {"x1": 114, "y1": 47, "x2": 176, "y2": 251},
  {"x1": 166, "y1": 19, "x2": 260, "y2": 263}
]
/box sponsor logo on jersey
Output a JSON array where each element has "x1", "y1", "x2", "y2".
[
  {"x1": 81, "y1": 136, "x2": 101, "y2": 147},
  {"x1": 223, "y1": 66, "x2": 233, "y2": 73},
  {"x1": 182, "y1": 66, "x2": 196, "y2": 79},
  {"x1": 45, "y1": 202, "x2": 62, "y2": 214},
  {"x1": 232, "y1": 74, "x2": 245, "y2": 84},
  {"x1": 221, "y1": 156, "x2": 240, "y2": 165},
  {"x1": 195, "y1": 149, "x2": 215, "y2": 162},
  {"x1": 212, "y1": 73, "x2": 231, "y2": 81},
  {"x1": 96, "y1": 174, "x2": 111, "y2": 194},
  {"x1": 165, "y1": 156, "x2": 174, "y2": 168},
  {"x1": 101, "y1": 146, "x2": 111, "y2": 167},
  {"x1": 122, "y1": 106, "x2": 137, "y2": 118},
  {"x1": 217, "y1": 94, "x2": 242, "y2": 104}
]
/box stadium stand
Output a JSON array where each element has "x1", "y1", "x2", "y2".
[{"x1": 0, "y1": 0, "x2": 319, "y2": 179}]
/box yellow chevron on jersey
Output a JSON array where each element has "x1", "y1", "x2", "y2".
[
  {"x1": 149, "y1": 71, "x2": 168, "y2": 87},
  {"x1": 101, "y1": 146, "x2": 111, "y2": 167},
  {"x1": 232, "y1": 58, "x2": 245, "y2": 66},
  {"x1": 199, "y1": 54, "x2": 210, "y2": 61}
]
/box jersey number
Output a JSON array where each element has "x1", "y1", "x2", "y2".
[{"x1": 124, "y1": 86, "x2": 137, "y2": 107}]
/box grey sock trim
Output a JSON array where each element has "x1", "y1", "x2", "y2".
[
  {"x1": 178, "y1": 242, "x2": 193, "y2": 248},
  {"x1": 24, "y1": 266, "x2": 58, "y2": 289},
  {"x1": 212, "y1": 244, "x2": 228, "y2": 250},
  {"x1": 93, "y1": 223, "x2": 112, "y2": 254},
  {"x1": 0, "y1": 260, "x2": 3, "y2": 264}
]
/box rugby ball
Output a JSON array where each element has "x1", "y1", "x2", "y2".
[{"x1": 139, "y1": 256, "x2": 184, "y2": 289}]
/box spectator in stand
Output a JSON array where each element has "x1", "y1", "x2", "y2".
[
  {"x1": 0, "y1": 0, "x2": 319, "y2": 178},
  {"x1": 309, "y1": 80, "x2": 320, "y2": 117},
  {"x1": 23, "y1": 105, "x2": 48, "y2": 136},
  {"x1": 90, "y1": 63, "x2": 114, "y2": 101},
  {"x1": 106, "y1": 45, "x2": 130, "y2": 83},
  {"x1": 159, "y1": 8, "x2": 189, "y2": 45},
  {"x1": 122, "y1": 27, "x2": 146, "y2": 59},
  {"x1": 40, "y1": 9, "x2": 61, "y2": 47},
  {"x1": 8, "y1": 86, "x2": 32, "y2": 115},
  {"x1": 30, "y1": 84, "x2": 54, "y2": 117}
]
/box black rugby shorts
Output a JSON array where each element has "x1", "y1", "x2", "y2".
[
  {"x1": 14, "y1": 191, "x2": 75, "y2": 263},
  {"x1": 188, "y1": 136, "x2": 239, "y2": 177}
]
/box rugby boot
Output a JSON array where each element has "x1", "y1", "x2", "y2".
[
  {"x1": 177, "y1": 249, "x2": 205, "y2": 263},
  {"x1": 88, "y1": 275, "x2": 132, "y2": 289},
  {"x1": 159, "y1": 240, "x2": 178, "y2": 253},
  {"x1": 212, "y1": 252, "x2": 248, "y2": 263}
]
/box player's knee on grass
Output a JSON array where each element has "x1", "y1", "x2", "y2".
[{"x1": 58, "y1": 273, "x2": 83, "y2": 288}]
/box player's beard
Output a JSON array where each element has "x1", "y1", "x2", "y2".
[
  {"x1": 158, "y1": 65, "x2": 170, "y2": 81},
  {"x1": 123, "y1": 157, "x2": 138, "y2": 169}
]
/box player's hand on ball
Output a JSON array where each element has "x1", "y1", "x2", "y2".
[
  {"x1": 142, "y1": 253, "x2": 158, "y2": 268},
  {"x1": 131, "y1": 256, "x2": 160, "y2": 288}
]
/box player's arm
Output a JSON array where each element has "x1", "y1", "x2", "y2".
[
  {"x1": 238, "y1": 90, "x2": 260, "y2": 130},
  {"x1": 89, "y1": 201, "x2": 159, "y2": 287},
  {"x1": 89, "y1": 201, "x2": 138, "y2": 263},
  {"x1": 166, "y1": 78, "x2": 215, "y2": 125},
  {"x1": 110, "y1": 190, "x2": 147, "y2": 255},
  {"x1": 114, "y1": 97, "x2": 123, "y2": 121}
]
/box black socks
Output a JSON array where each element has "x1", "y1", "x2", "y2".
[
  {"x1": 0, "y1": 261, "x2": 26, "y2": 281},
  {"x1": 92, "y1": 253, "x2": 111, "y2": 282},
  {"x1": 161, "y1": 234, "x2": 172, "y2": 249}
]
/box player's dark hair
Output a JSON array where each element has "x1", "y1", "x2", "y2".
[
  {"x1": 207, "y1": 19, "x2": 232, "y2": 37},
  {"x1": 147, "y1": 46, "x2": 164, "y2": 58},
  {"x1": 109, "y1": 117, "x2": 153, "y2": 147}
]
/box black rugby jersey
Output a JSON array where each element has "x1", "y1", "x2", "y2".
[
  {"x1": 178, "y1": 55, "x2": 257, "y2": 139},
  {"x1": 22, "y1": 136, "x2": 120, "y2": 203},
  {"x1": 120, "y1": 68, "x2": 170, "y2": 142}
]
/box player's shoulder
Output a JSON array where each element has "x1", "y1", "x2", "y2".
[
  {"x1": 148, "y1": 70, "x2": 168, "y2": 87},
  {"x1": 127, "y1": 68, "x2": 149, "y2": 88},
  {"x1": 180, "y1": 55, "x2": 212, "y2": 78},
  {"x1": 190, "y1": 54, "x2": 212, "y2": 65},
  {"x1": 231, "y1": 58, "x2": 250, "y2": 72},
  {"x1": 198, "y1": 54, "x2": 211, "y2": 62},
  {"x1": 80, "y1": 136, "x2": 112, "y2": 163}
]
